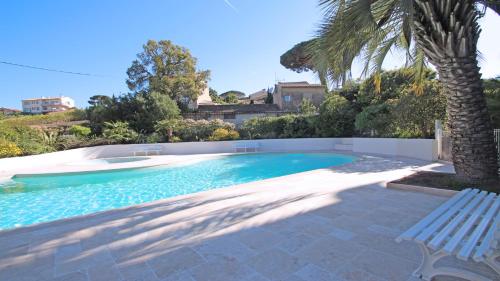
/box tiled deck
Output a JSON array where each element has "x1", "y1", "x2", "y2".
[{"x1": 0, "y1": 155, "x2": 496, "y2": 281}]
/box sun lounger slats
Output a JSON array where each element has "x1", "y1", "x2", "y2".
[
  {"x1": 444, "y1": 193, "x2": 497, "y2": 255},
  {"x1": 473, "y1": 212, "x2": 499, "y2": 262},
  {"x1": 414, "y1": 189, "x2": 479, "y2": 243},
  {"x1": 395, "y1": 188, "x2": 471, "y2": 243},
  {"x1": 396, "y1": 188, "x2": 500, "y2": 281},
  {"x1": 460, "y1": 196, "x2": 500, "y2": 261},
  {"x1": 428, "y1": 191, "x2": 487, "y2": 250}
]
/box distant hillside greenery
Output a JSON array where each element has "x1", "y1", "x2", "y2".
[
  {"x1": 0, "y1": 110, "x2": 90, "y2": 157},
  {"x1": 0, "y1": 110, "x2": 85, "y2": 126}
]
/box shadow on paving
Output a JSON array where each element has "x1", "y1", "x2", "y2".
[{"x1": 0, "y1": 159, "x2": 496, "y2": 281}]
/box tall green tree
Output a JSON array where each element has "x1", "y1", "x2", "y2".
[
  {"x1": 131, "y1": 91, "x2": 180, "y2": 133},
  {"x1": 126, "y1": 40, "x2": 210, "y2": 105},
  {"x1": 393, "y1": 80, "x2": 446, "y2": 138},
  {"x1": 86, "y1": 92, "x2": 180, "y2": 134},
  {"x1": 88, "y1": 95, "x2": 111, "y2": 106},
  {"x1": 318, "y1": 94, "x2": 356, "y2": 137},
  {"x1": 306, "y1": 0, "x2": 499, "y2": 183},
  {"x1": 265, "y1": 88, "x2": 274, "y2": 104},
  {"x1": 280, "y1": 40, "x2": 316, "y2": 73}
]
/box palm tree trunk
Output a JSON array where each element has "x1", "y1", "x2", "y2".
[
  {"x1": 438, "y1": 58, "x2": 498, "y2": 181},
  {"x1": 413, "y1": 0, "x2": 499, "y2": 183}
]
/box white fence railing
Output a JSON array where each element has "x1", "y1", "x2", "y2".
[{"x1": 494, "y1": 129, "x2": 500, "y2": 164}]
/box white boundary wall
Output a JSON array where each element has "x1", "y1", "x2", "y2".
[
  {"x1": 0, "y1": 138, "x2": 437, "y2": 174},
  {"x1": 352, "y1": 138, "x2": 437, "y2": 162}
]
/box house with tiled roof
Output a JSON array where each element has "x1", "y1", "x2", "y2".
[
  {"x1": 273, "y1": 81, "x2": 325, "y2": 111},
  {"x1": 184, "y1": 104, "x2": 281, "y2": 126},
  {"x1": 185, "y1": 81, "x2": 325, "y2": 126}
]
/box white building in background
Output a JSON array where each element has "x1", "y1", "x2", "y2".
[
  {"x1": 22, "y1": 96, "x2": 75, "y2": 114},
  {"x1": 187, "y1": 86, "x2": 215, "y2": 110}
]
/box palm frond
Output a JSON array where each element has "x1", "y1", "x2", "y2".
[
  {"x1": 309, "y1": 0, "x2": 424, "y2": 88},
  {"x1": 410, "y1": 47, "x2": 427, "y2": 95}
]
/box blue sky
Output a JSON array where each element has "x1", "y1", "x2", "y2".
[{"x1": 1, "y1": 1, "x2": 499, "y2": 109}]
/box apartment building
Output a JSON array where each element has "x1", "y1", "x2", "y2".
[{"x1": 22, "y1": 96, "x2": 75, "y2": 114}]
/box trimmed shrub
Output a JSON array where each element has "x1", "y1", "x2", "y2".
[
  {"x1": 176, "y1": 119, "x2": 234, "y2": 141},
  {"x1": 282, "y1": 115, "x2": 319, "y2": 138},
  {"x1": 209, "y1": 128, "x2": 240, "y2": 141},
  {"x1": 240, "y1": 116, "x2": 286, "y2": 139},
  {"x1": 241, "y1": 115, "x2": 319, "y2": 139}
]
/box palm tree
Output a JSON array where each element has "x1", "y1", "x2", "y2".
[{"x1": 310, "y1": 0, "x2": 499, "y2": 183}]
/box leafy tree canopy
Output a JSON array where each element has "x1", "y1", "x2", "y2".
[
  {"x1": 280, "y1": 40, "x2": 315, "y2": 73},
  {"x1": 126, "y1": 40, "x2": 210, "y2": 103},
  {"x1": 86, "y1": 92, "x2": 180, "y2": 134},
  {"x1": 357, "y1": 68, "x2": 435, "y2": 106},
  {"x1": 131, "y1": 91, "x2": 180, "y2": 133},
  {"x1": 88, "y1": 95, "x2": 111, "y2": 106}
]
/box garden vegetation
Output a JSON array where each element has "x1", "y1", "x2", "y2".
[
  {"x1": 282, "y1": 0, "x2": 500, "y2": 182},
  {"x1": 1, "y1": 39, "x2": 498, "y2": 162}
]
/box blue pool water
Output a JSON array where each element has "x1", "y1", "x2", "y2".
[{"x1": 0, "y1": 153, "x2": 355, "y2": 230}]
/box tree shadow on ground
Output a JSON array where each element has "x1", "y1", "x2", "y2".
[{"x1": 0, "y1": 157, "x2": 495, "y2": 281}]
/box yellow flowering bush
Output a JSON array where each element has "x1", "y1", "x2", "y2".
[
  {"x1": 0, "y1": 139, "x2": 23, "y2": 158},
  {"x1": 208, "y1": 128, "x2": 240, "y2": 141}
]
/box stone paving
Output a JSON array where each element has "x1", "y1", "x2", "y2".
[{"x1": 0, "y1": 155, "x2": 496, "y2": 281}]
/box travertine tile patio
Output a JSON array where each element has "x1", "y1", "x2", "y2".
[{"x1": 0, "y1": 155, "x2": 497, "y2": 281}]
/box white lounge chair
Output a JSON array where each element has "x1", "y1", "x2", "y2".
[
  {"x1": 396, "y1": 188, "x2": 499, "y2": 281},
  {"x1": 234, "y1": 141, "x2": 261, "y2": 153},
  {"x1": 133, "y1": 145, "x2": 163, "y2": 156}
]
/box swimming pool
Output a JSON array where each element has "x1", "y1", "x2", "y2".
[{"x1": 0, "y1": 153, "x2": 355, "y2": 230}]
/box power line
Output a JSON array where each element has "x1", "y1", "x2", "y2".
[{"x1": 0, "y1": 60, "x2": 108, "y2": 77}]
